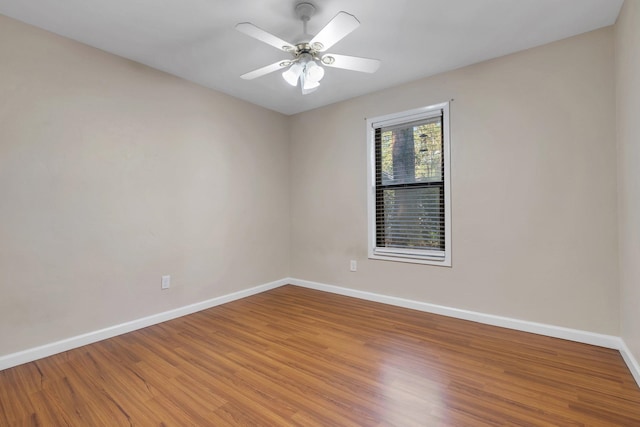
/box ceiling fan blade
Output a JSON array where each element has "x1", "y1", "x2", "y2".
[
  {"x1": 309, "y1": 12, "x2": 360, "y2": 52},
  {"x1": 321, "y1": 54, "x2": 381, "y2": 73},
  {"x1": 240, "y1": 60, "x2": 290, "y2": 80},
  {"x1": 235, "y1": 22, "x2": 295, "y2": 52}
]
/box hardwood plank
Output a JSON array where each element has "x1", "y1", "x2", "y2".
[{"x1": 1, "y1": 285, "x2": 639, "y2": 425}]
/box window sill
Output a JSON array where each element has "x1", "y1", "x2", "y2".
[{"x1": 369, "y1": 252, "x2": 451, "y2": 267}]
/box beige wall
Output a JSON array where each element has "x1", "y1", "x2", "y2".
[
  {"x1": 616, "y1": 1, "x2": 640, "y2": 363},
  {"x1": 0, "y1": 15, "x2": 290, "y2": 355},
  {"x1": 290, "y1": 28, "x2": 619, "y2": 334}
]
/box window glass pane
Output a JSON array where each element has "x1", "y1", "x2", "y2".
[
  {"x1": 377, "y1": 186, "x2": 444, "y2": 250},
  {"x1": 380, "y1": 118, "x2": 442, "y2": 185}
]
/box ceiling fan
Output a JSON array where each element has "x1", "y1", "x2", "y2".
[{"x1": 235, "y1": 2, "x2": 381, "y2": 95}]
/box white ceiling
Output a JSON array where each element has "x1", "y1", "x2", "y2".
[{"x1": 0, "y1": 0, "x2": 623, "y2": 115}]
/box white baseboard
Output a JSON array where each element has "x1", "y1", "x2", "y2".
[
  {"x1": 619, "y1": 340, "x2": 640, "y2": 387},
  {"x1": 288, "y1": 278, "x2": 640, "y2": 387},
  {"x1": 0, "y1": 278, "x2": 288, "y2": 371},
  {"x1": 288, "y1": 278, "x2": 626, "y2": 348}
]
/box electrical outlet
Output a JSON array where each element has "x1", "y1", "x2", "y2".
[
  {"x1": 350, "y1": 260, "x2": 357, "y2": 272},
  {"x1": 161, "y1": 275, "x2": 171, "y2": 290}
]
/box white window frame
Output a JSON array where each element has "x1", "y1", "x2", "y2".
[{"x1": 366, "y1": 102, "x2": 451, "y2": 266}]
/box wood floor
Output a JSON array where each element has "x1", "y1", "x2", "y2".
[{"x1": 1, "y1": 285, "x2": 639, "y2": 426}]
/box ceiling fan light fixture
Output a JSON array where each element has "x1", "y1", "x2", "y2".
[
  {"x1": 304, "y1": 61, "x2": 325, "y2": 83},
  {"x1": 282, "y1": 62, "x2": 304, "y2": 86},
  {"x1": 301, "y1": 73, "x2": 320, "y2": 95},
  {"x1": 302, "y1": 75, "x2": 320, "y2": 91}
]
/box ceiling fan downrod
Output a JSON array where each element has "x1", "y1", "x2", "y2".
[{"x1": 295, "y1": 2, "x2": 316, "y2": 36}]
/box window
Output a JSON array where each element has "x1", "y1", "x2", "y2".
[{"x1": 367, "y1": 102, "x2": 451, "y2": 266}]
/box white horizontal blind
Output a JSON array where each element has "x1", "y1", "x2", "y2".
[{"x1": 374, "y1": 111, "x2": 445, "y2": 259}]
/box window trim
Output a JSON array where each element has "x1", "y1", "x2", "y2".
[{"x1": 366, "y1": 102, "x2": 451, "y2": 267}]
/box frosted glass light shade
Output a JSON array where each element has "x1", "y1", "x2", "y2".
[
  {"x1": 304, "y1": 61, "x2": 325, "y2": 83},
  {"x1": 282, "y1": 62, "x2": 304, "y2": 86}
]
